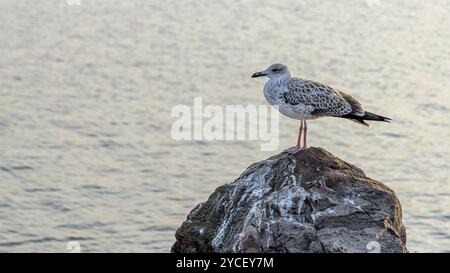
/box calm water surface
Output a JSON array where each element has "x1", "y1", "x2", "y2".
[{"x1": 1, "y1": 0, "x2": 450, "y2": 252}]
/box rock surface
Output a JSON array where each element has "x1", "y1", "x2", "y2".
[{"x1": 172, "y1": 147, "x2": 407, "y2": 253}]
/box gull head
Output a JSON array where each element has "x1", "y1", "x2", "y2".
[{"x1": 251, "y1": 63, "x2": 293, "y2": 80}]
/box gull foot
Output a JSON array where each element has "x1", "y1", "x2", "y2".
[{"x1": 284, "y1": 146, "x2": 304, "y2": 154}]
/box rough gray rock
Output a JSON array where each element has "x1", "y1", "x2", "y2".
[{"x1": 172, "y1": 147, "x2": 407, "y2": 253}]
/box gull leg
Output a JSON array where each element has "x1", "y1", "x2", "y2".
[
  {"x1": 303, "y1": 120, "x2": 308, "y2": 149},
  {"x1": 284, "y1": 120, "x2": 304, "y2": 154},
  {"x1": 296, "y1": 120, "x2": 303, "y2": 147}
]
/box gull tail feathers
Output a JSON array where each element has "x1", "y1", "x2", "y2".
[
  {"x1": 340, "y1": 111, "x2": 392, "y2": 127},
  {"x1": 350, "y1": 119, "x2": 371, "y2": 127}
]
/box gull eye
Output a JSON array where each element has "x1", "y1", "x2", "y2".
[{"x1": 272, "y1": 68, "x2": 281, "y2": 73}]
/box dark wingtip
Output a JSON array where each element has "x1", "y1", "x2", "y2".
[
  {"x1": 340, "y1": 112, "x2": 392, "y2": 124},
  {"x1": 363, "y1": 111, "x2": 392, "y2": 123}
]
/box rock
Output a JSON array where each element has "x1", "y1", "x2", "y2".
[{"x1": 172, "y1": 147, "x2": 407, "y2": 253}]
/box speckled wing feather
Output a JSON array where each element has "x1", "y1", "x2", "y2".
[{"x1": 285, "y1": 78, "x2": 364, "y2": 117}]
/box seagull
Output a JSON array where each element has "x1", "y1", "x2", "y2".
[{"x1": 252, "y1": 63, "x2": 391, "y2": 153}]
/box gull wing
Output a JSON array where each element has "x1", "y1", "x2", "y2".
[{"x1": 285, "y1": 78, "x2": 364, "y2": 117}]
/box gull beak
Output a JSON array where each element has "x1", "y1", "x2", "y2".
[{"x1": 251, "y1": 71, "x2": 267, "y2": 78}]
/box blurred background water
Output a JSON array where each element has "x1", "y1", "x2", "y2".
[{"x1": 1, "y1": 0, "x2": 449, "y2": 252}]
